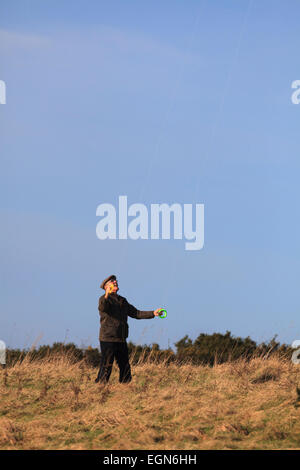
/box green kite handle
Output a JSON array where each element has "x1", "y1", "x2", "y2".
[{"x1": 158, "y1": 308, "x2": 167, "y2": 319}]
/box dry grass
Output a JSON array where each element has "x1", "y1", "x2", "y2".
[{"x1": 1, "y1": 353, "x2": 300, "y2": 450}]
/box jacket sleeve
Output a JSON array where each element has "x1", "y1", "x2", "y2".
[
  {"x1": 126, "y1": 299, "x2": 154, "y2": 319},
  {"x1": 98, "y1": 296, "x2": 111, "y2": 313}
]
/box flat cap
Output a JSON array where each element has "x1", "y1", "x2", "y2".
[{"x1": 100, "y1": 274, "x2": 116, "y2": 290}]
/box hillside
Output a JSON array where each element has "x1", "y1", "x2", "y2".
[{"x1": 1, "y1": 353, "x2": 300, "y2": 450}]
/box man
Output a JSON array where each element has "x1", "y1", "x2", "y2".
[{"x1": 95, "y1": 274, "x2": 163, "y2": 384}]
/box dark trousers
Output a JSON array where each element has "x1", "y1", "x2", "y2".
[{"x1": 95, "y1": 341, "x2": 132, "y2": 384}]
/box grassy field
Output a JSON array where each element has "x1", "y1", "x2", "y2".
[{"x1": 1, "y1": 352, "x2": 300, "y2": 450}]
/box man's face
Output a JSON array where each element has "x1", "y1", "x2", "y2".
[{"x1": 106, "y1": 279, "x2": 119, "y2": 293}]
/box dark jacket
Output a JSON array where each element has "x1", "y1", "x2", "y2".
[{"x1": 98, "y1": 293, "x2": 154, "y2": 342}]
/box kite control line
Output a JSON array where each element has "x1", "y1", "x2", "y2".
[{"x1": 158, "y1": 308, "x2": 167, "y2": 319}]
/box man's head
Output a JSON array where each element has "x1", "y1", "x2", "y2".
[
  {"x1": 100, "y1": 274, "x2": 119, "y2": 293},
  {"x1": 105, "y1": 278, "x2": 119, "y2": 294}
]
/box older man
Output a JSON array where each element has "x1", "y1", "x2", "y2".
[{"x1": 95, "y1": 275, "x2": 162, "y2": 384}]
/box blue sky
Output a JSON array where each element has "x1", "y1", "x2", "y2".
[{"x1": 0, "y1": 0, "x2": 299, "y2": 351}]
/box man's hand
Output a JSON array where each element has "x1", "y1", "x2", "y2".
[
  {"x1": 104, "y1": 281, "x2": 115, "y2": 299},
  {"x1": 154, "y1": 308, "x2": 163, "y2": 316}
]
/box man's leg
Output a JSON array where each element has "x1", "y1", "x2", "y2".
[
  {"x1": 115, "y1": 342, "x2": 132, "y2": 383},
  {"x1": 95, "y1": 341, "x2": 115, "y2": 383}
]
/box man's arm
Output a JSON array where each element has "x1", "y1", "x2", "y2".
[
  {"x1": 126, "y1": 300, "x2": 155, "y2": 319},
  {"x1": 98, "y1": 281, "x2": 115, "y2": 312},
  {"x1": 98, "y1": 295, "x2": 112, "y2": 312}
]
